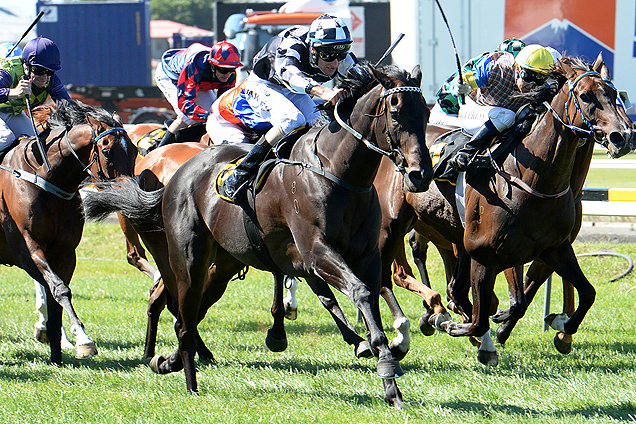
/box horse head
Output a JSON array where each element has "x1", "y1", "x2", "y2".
[
  {"x1": 83, "y1": 107, "x2": 138, "y2": 180},
  {"x1": 369, "y1": 64, "x2": 433, "y2": 192},
  {"x1": 555, "y1": 54, "x2": 633, "y2": 158}
]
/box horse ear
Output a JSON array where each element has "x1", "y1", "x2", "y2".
[
  {"x1": 86, "y1": 115, "x2": 105, "y2": 134},
  {"x1": 592, "y1": 52, "x2": 612, "y2": 80},
  {"x1": 369, "y1": 65, "x2": 395, "y2": 89},
  {"x1": 112, "y1": 112, "x2": 124, "y2": 126},
  {"x1": 410, "y1": 65, "x2": 422, "y2": 86}
]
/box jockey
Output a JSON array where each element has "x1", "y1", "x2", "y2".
[
  {"x1": 0, "y1": 37, "x2": 70, "y2": 153},
  {"x1": 430, "y1": 43, "x2": 555, "y2": 172},
  {"x1": 154, "y1": 40, "x2": 242, "y2": 148},
  {"x1": 217, "y1": 13, "x2": 359, "y2": 203}
]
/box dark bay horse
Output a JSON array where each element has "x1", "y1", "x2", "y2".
[
  {"x1": 83, "y1": 64, "x2": 433, "y2": 407},
  {"x1": 374, "y1": 55, "x2": 632, "y2": 364},
  {"x1": 0, "y1": 99, "x2": 137, "y2": 364}
]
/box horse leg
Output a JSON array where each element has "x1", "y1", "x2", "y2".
[
  {"x1": 391, "y1": 251, "x2": 451, "y2": 336},
  {"x1": 379, "y1": 285, "x2": 410, "y2": 361},
  {"x1": 553, "y1": 279, "x2": 576, "y2": 354},
  {"x1": 45, "y1": 286, "x2": 63, "y2": 365},
  {"x1": 495, "y1": 260, "x2": 553, "y2": 345},
  {"x1": 33, "y1": 281, "x2": 74, "y2": 349},
  {"x1": 304, "y1": 277, "x2": 371, "y2": 358},
  {"x1": 446, "y1": 249, "x2": 472, "y2": 322},
  {"x1": 540, "y1": 241, "x2": 596, "y2": 336},
  {"x1": 266, "y1": 273, "x2": 288, "y2": 352},
  {"x1": 29, "y1": 247, "x2": 98, "y2": 360},
  {"x1": 491, "y1": 266, "x2": 527, "y2": 325},
  {"x1": 408, "y1": 230, "x2": 432, "y2": 288},
  {"x1": 143, "y1": 278, "x2": 167, "y2": 359},
  {"x1": 283, "y1": 275, "x2": 298, "y2": 320},
  {"x1": 310, "y1": 245, "x2": 403, "y2": 407},
  {"x1": 118, "y1": 212, "x2": 161, "y2": 282}
]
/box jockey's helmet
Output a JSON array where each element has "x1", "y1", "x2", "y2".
[
  {"x1": 515, "y1": 44, "x2": 554, "y2": 75},
  {"x1": 22, "y1": 37, "x2": 62, "y2": 72},
  {"x1": 496, "y1": 38, "x2": 526, "y2": 57},
  {"x1": 208, "y1": 40, "x2": 242, "y2": 68}
]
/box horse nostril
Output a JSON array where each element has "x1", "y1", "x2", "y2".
[{"x1": 609, "y1": 131, "x2": 625, "y2": 147}]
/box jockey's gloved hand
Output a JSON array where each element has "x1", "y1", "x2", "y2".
[
  {"x1": 347, "y1": 63, "x2": 373, "y2": 83},
  {"x1": 451, "y1": 77, "x2": 471, "y2": 97}
]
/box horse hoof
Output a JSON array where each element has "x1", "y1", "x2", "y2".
[
  {"x1": 149, "y1": 355, "x2": 166, "y2": 374},
  {"x1": 265, "y1": 329, "x2": 288, "y2": 352},
  {"x1": 418, "y1": 312, "x2": 436, "y2": 336},
  {"x1": 377, "y1": 359, "x2": 404, "y2": 379},
  {"x1": 553, "y1": 332, "x2": 572, "y2": 355},
  {"x1": 34, "y1": 327, "x2": 49, "y2": 344},
  {"x1": 477, "y1": 350, "x2": 499, "y2": 366},
  {"x1": 75, "y1": 342, "x2": 98, "y2": 359},
  {"x1": 354, "y1": 340, "x2": 372, "y2": 358}
]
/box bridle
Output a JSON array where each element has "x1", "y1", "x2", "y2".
[
  {"x1": 543, "y1": 70, "x2": 616, "y2": 146},
  {"x1": 334, "y1": 85, "x2": 425, "y2": 174},
  {"x1": 64, "y1": 126, "x2": 127, "y2": 182}
]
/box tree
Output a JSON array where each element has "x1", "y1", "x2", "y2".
[{"x1": 151, "y1": 0, "x2": 214, "y2": 30}]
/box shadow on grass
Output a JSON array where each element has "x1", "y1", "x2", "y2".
[{"x1": 439, "y1": 399, "x2": 636, "y2": 422}]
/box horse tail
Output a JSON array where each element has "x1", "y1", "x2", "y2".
[{"x1": 82, "y1": 177, "x2": 164, "y2": 228}]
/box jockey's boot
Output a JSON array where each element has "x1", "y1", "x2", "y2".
[
  {"x1": 220, "y1": 138, "x2": 273, "y2": 204},
  {"x1": 448, "y1": 120, "x2": 500, "y2": 172},
  {"x1": 156, "y1": 129, "x2": 176, "y2": 149}
]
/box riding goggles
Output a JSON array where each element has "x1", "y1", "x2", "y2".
[
  {"x1": 316, "y1": 49, "x2": 348, "y2": 62},
  {"x1": 519, "y1": 68, "x2": 548, "y2": 85},
  {"x1": 31, "y1": 65, "x2": 55, "y2": 77},
  {"x1": 216, "y1": 67, "x2": 236, "y2": 75}
]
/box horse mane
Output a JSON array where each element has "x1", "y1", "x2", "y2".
[
  {"x1": 329, "y1": 61, "x2": 414, "y2": 118},
  {"x1": 48, "y1": 99, "x2": 120, "y2": 130}
]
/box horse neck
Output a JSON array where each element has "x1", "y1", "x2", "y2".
[
  {"x1": 512, "y1": 91, "x2": 582, "y2": 194},
  {"x1": 315, "y1": 93, "x2": 385, "y2": 190},
  {"x1": 42, "y1": 125, "x2": 95, "y2": 191}
]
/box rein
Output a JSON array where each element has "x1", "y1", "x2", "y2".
[
  {"x1": 64, "y1": 126, "x2": 126, "y2": 182},
  {"x1": 333, "y1": 85, "x2": 424, "y2": 173}
]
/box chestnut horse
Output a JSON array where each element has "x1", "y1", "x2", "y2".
[
  {"x1": 83, "y1": 64, "x2": 433, "y2": 407},
  {"x1": 374, "y1": 55, "x2": 633, "y2": 365},
  {"x1": 0, "y1": 99, "x2": 137, "y2": 364}
]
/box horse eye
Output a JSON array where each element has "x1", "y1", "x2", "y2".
[{"x1": 579, "y1": 91, "x2": 593, "y2": 103}]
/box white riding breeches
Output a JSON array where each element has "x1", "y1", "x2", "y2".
[
  {"x1": 0, "y1": 110, "x2": 36, "y2": 147},
  {"x1": 430, "y1": 97, "x2": 516, "y2": 134}
]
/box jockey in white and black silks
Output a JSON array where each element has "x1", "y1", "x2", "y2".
[
  {"x1": 215, "y1": 13, "x2": 369, "y2": 204},
  {"x1": 0, "y1": 37, "x2": 70, "y2": 152}
]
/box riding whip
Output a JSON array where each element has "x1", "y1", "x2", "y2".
[
  {"x1": 6, "y1": 10, "x2": 45, "y2": 58},
  {"x1": 434, "y1": 0, "x2": 465, "y2": 104},
  {"x1": 23, "y1": 74, "x2": 52, "y2": 172},
  {"x1": 375, "y1": 33, "x2": 405, "y2": 67}
]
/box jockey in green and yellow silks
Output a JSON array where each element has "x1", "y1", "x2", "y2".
[{"x1": 0, "y1": 37, "x2": 70, "y2": 152}]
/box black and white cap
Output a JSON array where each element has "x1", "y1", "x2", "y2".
[{"x1": 308, "y1": 14, "x2": 352, "y2": 48}]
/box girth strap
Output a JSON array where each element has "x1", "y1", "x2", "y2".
[
  {"x1": 242, "y1": 189, "x2": 285, "y2": 275},
  {"x1": 0, "y1": 165, "x2": 76, "y2": 200}
]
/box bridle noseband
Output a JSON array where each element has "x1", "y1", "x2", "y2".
[{"x1": 334, "y1": 85, "x2": 424, "y2": 174}]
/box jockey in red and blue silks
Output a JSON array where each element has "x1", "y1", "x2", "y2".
[{"x1": 154, "y1": 40, "x2": 242, "y2": 148}]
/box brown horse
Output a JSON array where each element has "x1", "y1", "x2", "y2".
[
  {"x1": 83, "y1": 64, "x2": 433, "y2": 407},
  {"x1": 0, "y1": 99, "x2": 137, "y2": 364},
  {"x1": 374, "y1": 55, "x2": 633, "y2": 365}
]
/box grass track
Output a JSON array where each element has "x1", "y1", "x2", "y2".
[{"x1": 0, "y1": 223, "x2": 634, "y2": 423}]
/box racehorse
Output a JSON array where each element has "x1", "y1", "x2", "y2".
[
  {"x1": 0, "y1": 99, "x2": 137, "y2": 364},
  {"x1": 375, "y1": 54, "x2": 633, "y2": 364},
  {"x1": 83, "y1": 64, "x2": 433, "y2": 407}
]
